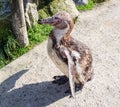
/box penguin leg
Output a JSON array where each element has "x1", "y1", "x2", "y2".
[
  {"x1": 65, "y1": 83, "x2": 83, "y2": 93},
  {"x1": 52, "y1": 75, "x2": 68, "y2": 85},
  {"x1": 65, "y1": 83, "x2": 83, "y2": 98}
]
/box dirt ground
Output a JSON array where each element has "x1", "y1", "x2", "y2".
[{"x1": 0, "y1": 0, "x2": 120, "y2": 107}]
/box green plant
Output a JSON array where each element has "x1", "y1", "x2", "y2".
[
  {"x1": 0, "y1": 48, "x2": 6, "y2": 68},
  {"x1": 76, "y1": 0, "x2": 94, "y2": 11},
  {"x1": 28, "y1": 24, "x2": 52, "y2": 45},
  {"x1": 3, "y1": 36, "x2": 20, "y2": 60}
]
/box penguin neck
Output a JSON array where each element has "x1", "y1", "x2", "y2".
[
  {"x1": 53, "y1": 25, "x2": 72, "y2": 46},
  {"x1": 53, "y1": 25, "x2": 70, "y2": 46}
]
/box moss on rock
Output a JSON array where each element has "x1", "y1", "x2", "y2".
[
  {"x1": 38, "y1": 0, "x2": 79, "y2": 19},
  {"x1": 38, "y1": 9, "x2": 49, "y2": 19},
  {"x1": 50, "y1": 0, "x2": 79, "y2": 18}
]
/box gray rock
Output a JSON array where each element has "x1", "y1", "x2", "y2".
[
  {"x1": 73, "y1": 0, "x2": 88, "y2": 5},
  {"x1": 0, "y1": 0, "x2": 38, "y2": 27},
  {"x1": 0, "y1": 0, "x2": 11, "y2": 20},
  {"x1": 25, "y1": 2, "x2": 38, "y2": 27}
]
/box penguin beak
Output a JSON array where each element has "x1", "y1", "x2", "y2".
[
  {"x1": 38, "y1": 17, "x2": 53, "y2": 24},
  {"x1": 38, "y1": 17, "x2": 61, "y2": 25}
]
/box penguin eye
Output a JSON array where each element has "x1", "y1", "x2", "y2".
[
  {"x1": 54, "y1": 17, "x2": 62, "y2": 23},
  {"x1": 54, "y1": 17, "x2": 59, "y2": 19}
]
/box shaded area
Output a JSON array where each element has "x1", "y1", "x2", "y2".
[
  {"x1": 37, "y1": 0, "x2": 54, "y2": 9},
  {"x1": 0, "y1": 69, "x2": 71, "y2": 107}
]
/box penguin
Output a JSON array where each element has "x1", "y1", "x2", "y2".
[{"x1": 38, "y1": 11, "x2": 94, "y2": 97}]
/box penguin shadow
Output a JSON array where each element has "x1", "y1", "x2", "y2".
[{"x1": 0, "y1": 69, "x2": 82, "y2": 107}]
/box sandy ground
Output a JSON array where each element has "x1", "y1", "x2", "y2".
[{"x1": 0, "y1": 0, "x2": 120, "y2": 107}]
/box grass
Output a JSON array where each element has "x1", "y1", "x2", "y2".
[
  {"x1": 0, "y1": 24, "x2": 52, "y2": 69},
  {"x1": 28, "y1": 24, "x2": 52, "y2": 46},
  {"x1": 76, "y1": 0, "x2": 94, "y2": 11}
]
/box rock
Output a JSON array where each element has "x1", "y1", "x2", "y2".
[
  {"x1": 38, "y1": 0, "x2": 79, "y2": 20},
  {"x1": 0, "y1": 0, "x2": 11, "y2": 20},
  {"x1": 73, "y1": 0, "x2": 88, "y2": 5},
  {"x1": 25, "y1": 2, "x2": 38, "y2": 27},
  {"x1": 50, "y1": 0, "x2": 79, "y2": 18},
  {"x1": 0, "y1": 0, "x2": 38, "y2": 28}
]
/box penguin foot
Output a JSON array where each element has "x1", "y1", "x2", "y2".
[
  {"x1": 65, "y1": 88, "x2": 71, "y2": 94},
  {"x1": 75, "y1": 83, "x2": 83, "y2": 92},
  {"x1": 65, "y1": 84, "x2": 83, "y2": 94},
  {"x1": 52, "y1": 75, "x2": 68, "y2": 85}
]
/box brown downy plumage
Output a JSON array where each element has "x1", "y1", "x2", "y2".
[{"x1": 38, "y1": 11, "x2": 94, "y2": 97}]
